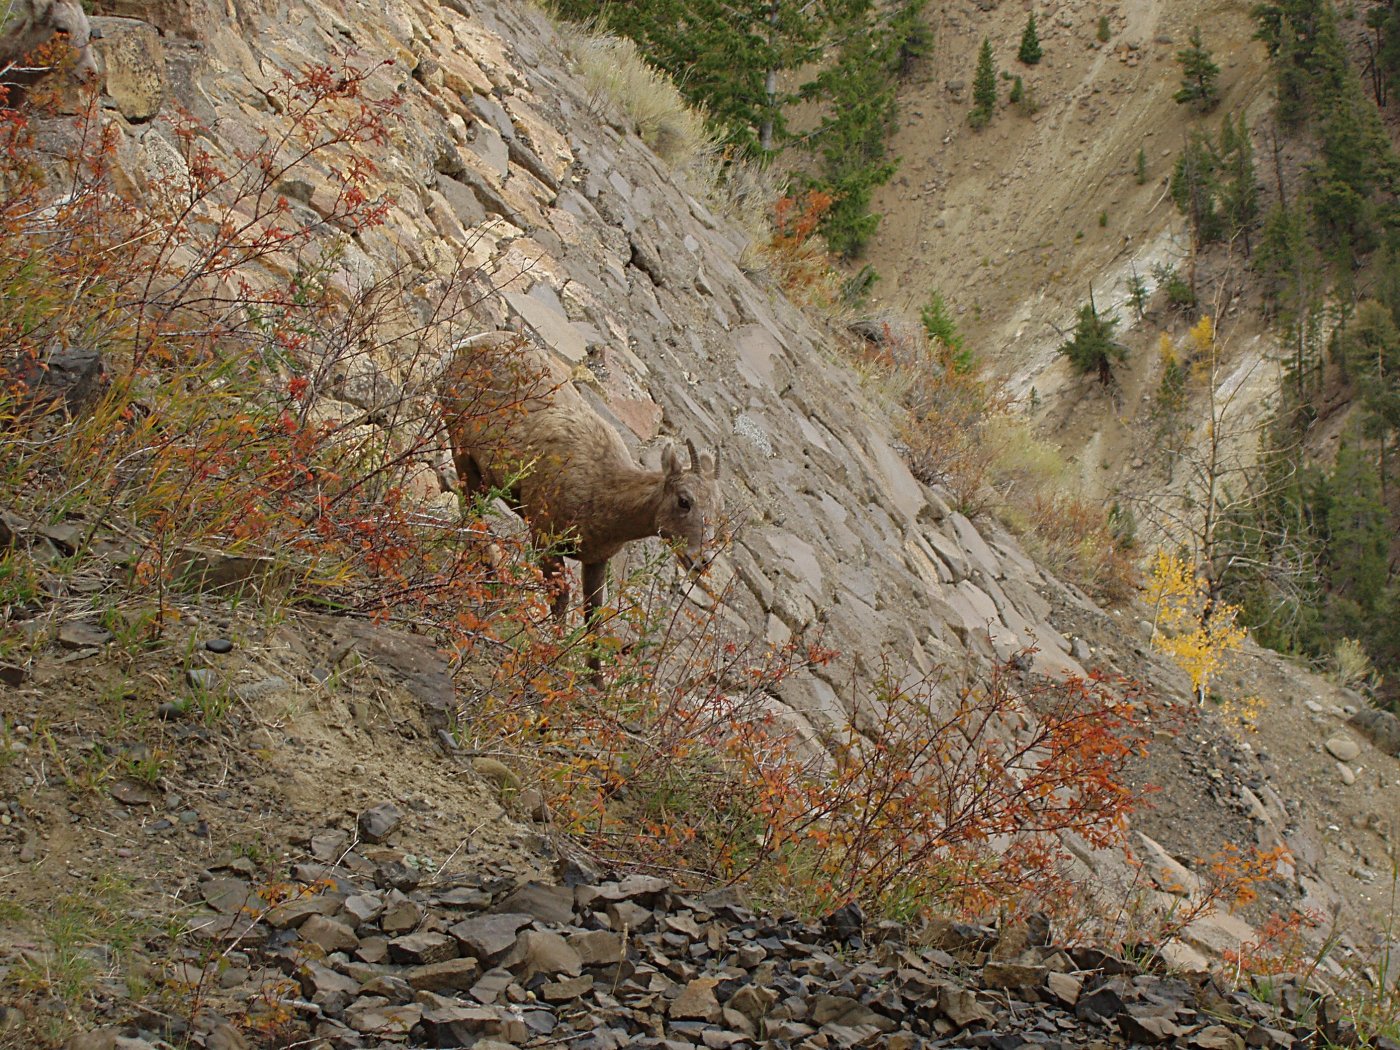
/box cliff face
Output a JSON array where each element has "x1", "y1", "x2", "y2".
[{"x1": 25, "y1": 0, "x2": 1398, "y2": 964}]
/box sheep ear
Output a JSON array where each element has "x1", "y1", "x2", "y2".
[{"x1": 661, "y1": 441, "x2": 681, "y2": 476}]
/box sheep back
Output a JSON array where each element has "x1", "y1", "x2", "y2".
[{"x1": 442, "y1": 332, "x2": 640, "y2": 560}]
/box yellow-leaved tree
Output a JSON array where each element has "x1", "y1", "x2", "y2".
[{"x1": 1145, "y1": 548, "x2": 1245, "y2": 704}]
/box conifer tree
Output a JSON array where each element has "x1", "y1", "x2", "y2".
[
  {"x1": 1218, "y1": 113, "x2": 1260, "y2": 250},
  {"x1": 1018, "y1": 12, "x2": 1042, "y2": 65},
  {"x1": 969, "y1": 37, "x2": 997, "y2": 128},
  {"x1": 1324, "y1": 431, "x2": 1390, "y2": 616},
  {"x1": 802, "y1": 2, "x2": 900, "y2": 256},
  {"x1": 1057, "y1": 294, "x2": 1126, "y2": 384},
  {"x1": 1171, "y1": 132, "x2": 1223, "y2": 246},
  {"x1": 1174, "y1": 26, "x2": 1221, "y2": 112}
]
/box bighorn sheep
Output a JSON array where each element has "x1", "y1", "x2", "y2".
[
  {"x1": 440, "y1": 332, "x2": 723, "y2": 664},
  {"x1": 1, "y1": 0, "x2": 100, "y2": 84}
]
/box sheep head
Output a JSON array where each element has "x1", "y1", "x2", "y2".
[{"x1": 656, "y1": 438, "x2": 723, "y2": 572}]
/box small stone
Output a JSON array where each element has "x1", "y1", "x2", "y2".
[
  {"x1": 204, "y1": 638, "x2": 234, "y2": 654},
  {"x1": 388, "y1": 931, "x2": 458, "y2": 966},
  {"x1": 1324, "y1": 734, "x2": 1360, "y2": 762},
  {"x1": 450, "y1": 913, "x2": 532, "y2": 960},
  {"x1": 186, "y1": 667, "x2": 217, "y2": 690},
  {"x1": 1117, "y1": 1012, "x2": 1184, "y2": 1044},
  {"x1": 58, "y1": 622, "x2": 112, "y2": 650},
  {"x1": 513, "y1": 930, "x2": 583, "y2": 979},
  {"x1": 357, "y1": 801, "x2": 402, "y2": 843},
  {"x1": 298, "y1": 914, "x2": 359, "y2": 953},
  {"x1": 671, "y1": 977, "x2": 723, "y2": 1022},
  {"x1": 1339, "y1": 763, "x2": 1356, "y2": 785},
  {"x1": 406, "y1": 957, "x2": 482, "y2": 992},
  {"x1": 1046, "y1": 971, "x2": 1082, "y2": 1006}
]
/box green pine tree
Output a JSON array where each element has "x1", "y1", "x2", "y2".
[
  {"x1": 1170, "y1": 132, "x2": 1224, "y2": 245},
  {"x1": 1057, "y1": 294, "x2": 1126, "y2": 384},
  {"x1": 1323, "y1": 430, "x2": 1390, "y2": 614},
  {"x1": 1018, "y1": 12, "x2": 1043, "y2": 64},
  {"x1": 1217, "y1": 113, "x2": 1260, "y2": 249},
  {"x1": 1335, "y1": 300, "x2": 1400, "y2": 432},
  {"x1": 1174, "y1": 26, "x2": 1221, "y2": 111},
  {"x1": 969, "y1": 37, "x2": 997, "y2": 128},
  {"x1": 801, "y1": 3, "x2": 901, "y2": 256}
]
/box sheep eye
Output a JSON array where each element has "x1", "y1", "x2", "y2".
[{"x1": 678, "y1": 496, "x2": 692, "y2": 512}]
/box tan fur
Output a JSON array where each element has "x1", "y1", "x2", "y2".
[
  {"x1": 440, "y1": 332, "x2": 723, "y2": 660},
  {"x1": 1, "y1": 0, "x2": 99, "y2": 81}
]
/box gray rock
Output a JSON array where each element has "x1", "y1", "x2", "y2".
[
  {"x1": 356, "y1": 801, "x2": 402, "y2": 843},
  {"x1": 512, "y1": 929, "x2": 583, "y2": 979},
  {"x1": 450, "y1": 912, "x2": 532, "y2": 960},
  {"x1": 298, "y1": 914, "x2": 359, "y2": 954},
  {"x1": 387, "y1": 930, "x2": 458, "y2": 965},
  {"x1": 1351, "y1": 706, "x2": 1400, "y2": 755},
  {"x1": 1323, "y1": 733, "x2": 1360, "y2": 762},
  {"x1": 298, "y1": 960, "x2": 361, "y2": 1015},
  {"x1": 58, "y1": 621, "x2": 112, "y2": 650},
  {"x1": 495, "y1": 880, "x2": 575, "y2": 924},
  {"x1": 406, "y1": 956, "x2": 482, "y2": 992}
]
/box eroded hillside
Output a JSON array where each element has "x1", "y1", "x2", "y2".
[{"x1": 2, "y1": 0, "x2": 1400, "y2": 1045}]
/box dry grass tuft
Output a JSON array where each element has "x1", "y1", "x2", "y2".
[{"x1": 565, "y1": 30, "x2": 717, "y2": 172}]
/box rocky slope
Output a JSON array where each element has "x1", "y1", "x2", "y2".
[{"x1": 4, "y1": 0, "x2": 1400, "y2": 1044}]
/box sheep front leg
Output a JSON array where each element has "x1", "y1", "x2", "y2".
[
  {"x1": 541, "y1": 552, "x2": 570, "y2": 624},
  {"x1": 582, "y1": 560, "x2": 607, "y2": 677}
]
